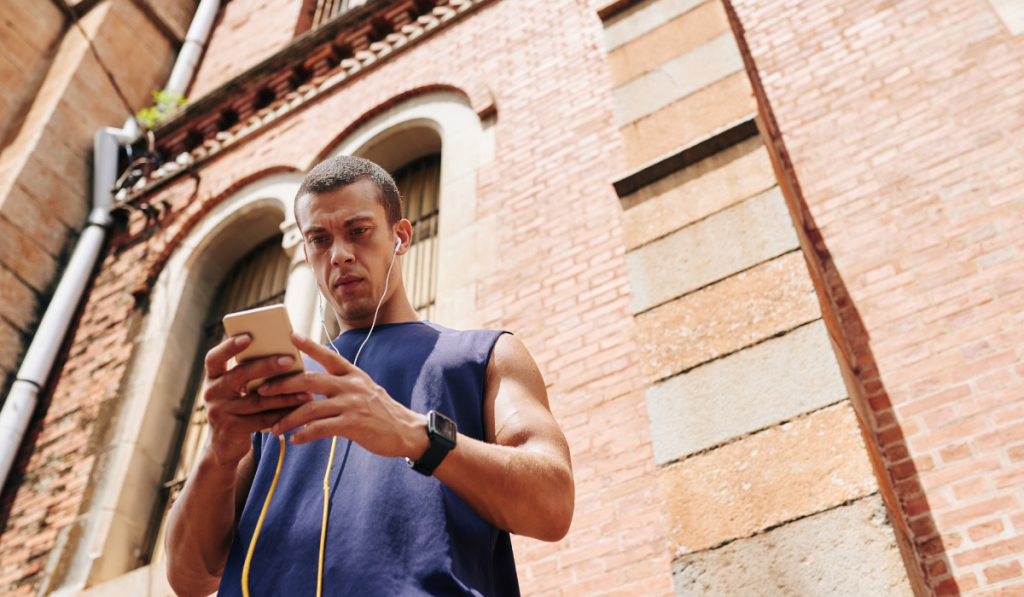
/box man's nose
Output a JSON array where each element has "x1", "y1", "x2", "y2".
[{"x1": 330, "y1": 241, "x2": 355, "y2": 266}]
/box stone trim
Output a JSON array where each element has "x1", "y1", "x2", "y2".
[{"x1": 612, "y1": 114, "x2": 757, "y2": 198}]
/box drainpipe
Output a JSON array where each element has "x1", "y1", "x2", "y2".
[
  {"x1": 0, "y1": 122, "x2": 136, "y2": 488},
  {"x1": 0, "y1": 0, "x2": 221, "y2": 491},
  {"x1": 166, "y1": 0, "x2": 220, "y2": 96}
]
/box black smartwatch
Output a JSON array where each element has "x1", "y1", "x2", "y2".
[{"x1": 406, "y1": 410, "x2": 457, "y2": 476}]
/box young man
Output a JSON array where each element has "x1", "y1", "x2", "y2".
[{"x1": 165, "y1": 156, "x2": 574, "y2": 596}]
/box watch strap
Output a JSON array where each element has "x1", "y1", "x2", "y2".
[
  {"x1": 407, "y1": 440, "x2": 451, "y2": 476},
  {"x1": 406, "y1": 411, "x2": 456, "y2": 476}
]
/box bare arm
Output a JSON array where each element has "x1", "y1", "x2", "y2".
[
  {"x1": 432, "y1": 334, "x2": 574, "y2": 540},
  {"x1": 164, "y1": 335, "x2": 314, "y2": 597},
  {"x1": 265, "y1": 332, "x2": 574, "y2": 541}
]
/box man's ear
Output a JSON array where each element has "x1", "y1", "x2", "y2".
[
  {"x1": 303, "y1": 243, "x2": 309, "y2": 265},
  {"x1": 395, "y1": 219, "x2": 413, "y2": 255}
]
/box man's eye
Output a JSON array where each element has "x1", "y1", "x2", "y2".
[
  {"x1": 352, "y1": 228, "x2": 367, "y2": 236},
  {"x1": 310, "y1": 236, "x2": 328, "y2": 244}
]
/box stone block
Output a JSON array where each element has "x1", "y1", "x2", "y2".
[
  {"x1": 626, "y1": 186, "x2": 799, "y2": 314},
  {"x1": 0, "y1": 215, "x2": 58, "y2": 293},
  {"x1": 672, "y1": 495, "x2": 913, "y2": 596},
  {"x1": 613, "y1": 32, "x2": 744, "y2": 126},
  {"x1": 1, "y1": 183, "x2": 75, "y2": 257},
  {"x1": 622, "y1": 141, "x2": 775, "y2": 250},
  {"x1": 0, "y1": 314, "x2": 25, "y2": 372},
  {"x1": 990, "y1": 0, "x2": 1024, "y2": 34},
  {"x1": 608, "y1": 0, "x2": 729, "y2": 86},
  {"x1": 657, "y1": 403, "x2": 877, "y2": 553},
  {"x1": 603, "y1": 0, "x2": 709, "y2": 50},
  {"x1": 0, "y1": 263, "x2": 39, "y2": 333},
  {"x1": 637, "y1": 251, "x2": 821, "y2": 384},
  {"x1": 646, "y1": 319, "x2": 846, "y2": 463},
  {"x1": 621, "y1": 71, "x2": 757, "y2": 169}
]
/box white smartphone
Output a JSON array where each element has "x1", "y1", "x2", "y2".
[{"x1": 222, "y1": 304, "x2": 305, "y2": 392}]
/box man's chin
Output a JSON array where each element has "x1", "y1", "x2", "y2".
[{"x1": 335, "y1": 300, "x2": 377, "y2": 324}]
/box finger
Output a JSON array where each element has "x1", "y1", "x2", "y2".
[
  {"x1": 232, "y1": 392, "x2": 314, "y2": 415},
  {"x1": 221, "y1": 355, "x2": 298, "y2": 397},
  {"x1": 232, "y1": 408, "x2": 300, "y2": 435},
  {"x1": 291, "y1": 332, "x2": 355, "y2": 376},
  {"x1": 256, "y1": 370, "x2": 352, "y2": 398},
  {"x1": 290, "y1": 419, "x2": 345, "y2": 445},
  {"x1": 270, "y1": 399, "x2": 342, "y2": 436},
  {"x1": 205, "y1": 334, "x2": 252, "y2": 378}
]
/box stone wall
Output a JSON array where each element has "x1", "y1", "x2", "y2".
[
  {"x1": 727, "y1": 0, "x2": 1024, "y2": 594},
  {"x1": 602, "y1": 0, "x2": 914, "y2": 594}
]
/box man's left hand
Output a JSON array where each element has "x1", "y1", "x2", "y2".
[{"x1": 258, "y1": 332, "x2": 428, "y2": 459}]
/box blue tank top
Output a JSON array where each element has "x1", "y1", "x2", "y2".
[{"x1": 217, "y1": 321, "x2": 519, "y2": 596}]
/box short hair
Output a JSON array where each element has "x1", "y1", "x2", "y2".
[{"x1": 295, "y1": 155, "x2": 402, "y2": 226}]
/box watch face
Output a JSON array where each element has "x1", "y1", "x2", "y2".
[{"x1": 432, "y1": 413, "x2": 456, "y2": 441}]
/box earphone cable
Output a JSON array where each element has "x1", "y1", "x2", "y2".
[{"x1": 241, "y1": 240, "x2": 400, "y2": 597}]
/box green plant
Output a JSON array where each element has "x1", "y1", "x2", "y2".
[{"x1": 136, "y1": 89, "x2": 189, "y2": 129}]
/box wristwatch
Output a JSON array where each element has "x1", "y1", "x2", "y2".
[{"x1": 406, "y1": 410, "x2": 457, "y2": 476}]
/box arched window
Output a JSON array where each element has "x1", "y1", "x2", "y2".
[
  {"x1": 394, "y1": 153, "x2": 441, "y2": 321},
  {"x1": 145, "y1": 235, "x2": 291, "y2": 563}
]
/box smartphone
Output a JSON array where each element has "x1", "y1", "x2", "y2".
[{"x1": 222, "y1": 304, "x2": 305, "y2": 392}]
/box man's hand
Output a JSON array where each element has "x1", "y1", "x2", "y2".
[
  {"x1": 203, "y1": 334, "x2": 315, "y2": 467},
  {"x1": 256, "y1": 332, "x2": 429, "y2": 459}
]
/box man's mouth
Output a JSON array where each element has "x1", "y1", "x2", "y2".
[{"x1": 333, "y1": 275, "x2": 363, "y2": 292}]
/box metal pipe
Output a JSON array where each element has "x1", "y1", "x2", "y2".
[
  {"x1": 0, "y1": 0, "x2": 218, "y2": 489},
  {"x1": 0, "y1": 124, "x2": 132, "y2": 486},
  {"x1": 165, "y1": 0, "x2": 220, "y2": 96}
]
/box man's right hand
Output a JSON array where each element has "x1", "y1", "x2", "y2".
[{"x1": 203, "y1": 334, "x2": 313, "y2": 467}]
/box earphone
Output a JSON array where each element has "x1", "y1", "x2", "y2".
[{"x1": 242, "y1": 235, "x2": 402, "y2": 597}]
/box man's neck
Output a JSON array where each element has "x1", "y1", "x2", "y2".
[{"x1": 334, "y1": 290, "x2": 420, "y2": 333}]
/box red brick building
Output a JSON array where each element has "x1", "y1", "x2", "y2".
[{"x1": 0, "y1": 0, "x2": 1022, "y2": 595}]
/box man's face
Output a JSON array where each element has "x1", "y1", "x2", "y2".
[{"x1": 296, "y1": 179, "x2": 398, "y2": 323}]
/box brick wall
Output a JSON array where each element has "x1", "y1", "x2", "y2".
[
  {"x1": 727, "y1": 0, "x2": 1024, "y2": 594},
  {"x1": 0, "y1": 0, "x2": 676, "y2": 594}
]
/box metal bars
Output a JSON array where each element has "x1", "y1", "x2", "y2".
[
  {"x1": 311, "y1": 0, "x2": 368, "y2": 30},
  {"x1": 393, "y1": 154, "x2": 441, "y2": 322}
]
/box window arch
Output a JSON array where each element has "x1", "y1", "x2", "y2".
[{"x1": 145, "y1": 236, "x2": 291, "y2": 563}]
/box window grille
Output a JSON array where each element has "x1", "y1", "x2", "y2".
[
  {"x1": 393, "y1": 153, "x2": 441, "y2": 322},
  {"x1": 311, "y1": 0, "x2": 368, "y2": 30},
  {"x1": 145, "y1": 235, "x2": 290, "y2": 563}
]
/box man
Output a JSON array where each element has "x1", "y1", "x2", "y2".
[{"x1": 165, "y1": 156, "x2": 574, "y2": 596}]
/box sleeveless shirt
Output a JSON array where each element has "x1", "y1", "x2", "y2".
[{"x1": 217, "y1": 321, "x2": 519, "y2": 596}]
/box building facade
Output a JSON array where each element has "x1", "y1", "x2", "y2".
[{"x1": 0, "y1": 0, "x2": 1022, "y2": 596}]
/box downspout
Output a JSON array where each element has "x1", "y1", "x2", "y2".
[{"x1": 0, "y1": 0, "x2": 221, "y2": 492}]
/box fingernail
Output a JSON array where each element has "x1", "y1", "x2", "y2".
[
  {"x1": 235, "y1": 334, "x2": 251, "y2": 346},
  {"x1": 271, "y1": 424, "x2": 281, "y2": 435},
  {"x1": 277, "y1": 356, "x2": 294, "y2": 367},
  {"x1": 293, "y1": 332, "x2": 308, "y2": 342},
  {"x1": 257, "y1": 383, "x2": 269, "y2": 394},
  {"x1": 299, "y1": 392, "x2": 314, "y2": 402}
]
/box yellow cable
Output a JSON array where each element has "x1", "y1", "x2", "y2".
[
  {"x1": 242, "y1": 435, "x2": 285, "y2": 597},
  {"x1": 317, "y1": 436, "x2": 339, "y2": 597}
]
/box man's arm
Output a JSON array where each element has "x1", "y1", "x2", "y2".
[
  {"x1": 165, "y1": 335, "x2": 314, "y2": 597},
  {"x1": 433, "y1": 334, "x2": 573, "y2": 540},
  {"x1": 264, "y1": 332, "x2": 574, "y2": 541}
]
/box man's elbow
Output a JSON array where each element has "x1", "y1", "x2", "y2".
[
  {"x1": 534, "y1": 468, "x2": 575, "y2": 542},
  {"x1": 166, "y1": 553, "x2": 222, "y2": 597}
]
